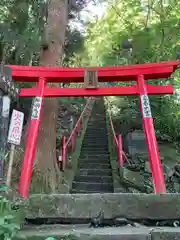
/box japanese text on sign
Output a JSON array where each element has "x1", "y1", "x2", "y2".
[
  {"x1": 31, "y1": 97, "x2": 42, "y2": 119},
  {"x1": 8, "y1": 110, "x2": 24, "y2": 145},
  {"x1": 141, "y1": 95, "x2": 152, "y2": 118}
]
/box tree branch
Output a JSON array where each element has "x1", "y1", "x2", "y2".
[{"x1": 145, "y1": 0, "x2": 155, "y2": 28}]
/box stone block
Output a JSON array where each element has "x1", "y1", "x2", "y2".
[
  {"x1": 15, "y1": 226, "x2": 151, "y2": 240},
  {"x1": 26, "y1": 193, "x2": 180, "y2": 220},
  {"x1": 151, "y1": 227, "x2": 180, "y2": 240},
  {"x1": 126, "y1": 131, "x2": 147, "y2": 156}
]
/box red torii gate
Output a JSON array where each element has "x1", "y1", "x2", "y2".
[{"x1": 10, "y1": 60, "x2": 179, "y2": 198}]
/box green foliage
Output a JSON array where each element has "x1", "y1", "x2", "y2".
[
  {"x1": 0, "y1": 189, "x2": 24, "y2": 240},
  {"x1": 71, "y1": 0, "x2": 180, "y2": 140},
  {"x1": 0, "y1": 0, "x2": 87, "y2": 66},
  {"x1": 0, "y1": 0, "x2": 44, "y2": 65}
]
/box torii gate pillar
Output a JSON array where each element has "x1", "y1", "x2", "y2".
[{"x1": 137, "y1": 75, "x2": 166, "y2": 193}]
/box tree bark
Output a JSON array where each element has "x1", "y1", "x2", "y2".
[{"x1": 32, "y1": 0, "x2": 68, "y2": 193}]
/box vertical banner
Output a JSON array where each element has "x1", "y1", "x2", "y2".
[
  {"x1": 31, "y1": 97, "x2": 43, "y2": 120},
  {"x1": 8, "y1": 110, "x2": 24, "y2": 145},
  {"x1": 140, "y1": 95, "x2": 152, "y2": 118},
  {"x1": 6, "y1": 110, "x2": 24, "y2": 188}
]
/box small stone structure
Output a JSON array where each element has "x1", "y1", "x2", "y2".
[{"x1": 125, "y1": 130, "x2": 147, "y2": 157}]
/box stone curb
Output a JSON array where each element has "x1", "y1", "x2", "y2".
[{"x1": 26, "y1": 193, "x2": 180, "y2": 219}]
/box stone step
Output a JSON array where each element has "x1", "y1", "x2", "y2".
[
  {"x1": 82, "y1": 136, "x2": 108, "y2": 140},
  {"x1": 17, "y1": 226, "x2": 179, "y2": 240},
  {"x1": 84, "y1": 137, "x2": 108, "y2": 141},
  {"x1": 80, "y1": 152, "x2": 109, "y2": 156},
  {"x1": 87, "y1": 126, "x2": 107, "y2": 129},
  {"x1": 80, "y1": 153, "x2": 110, "y2": 158},
  {"x1": 78, "y1": 158, "x2": 110, "y2": 163},
  {"x1": 87, "y1": 123, "x2": 106, "y2": 126},
  {"x1": 88, "y1": 123, "x2": 106, "y2": 125},
  {"x1": 85, "y1": 129, "x2": 107, "y2": 132},
  {"x1": 78, "y1": 157, "x2": 109, "y2": 162},
  {"x1": 79, "y1": 168, "x2": 112, "y2": 176},
  {"x1": 81, "y1": 147, "x2": 108, "y2": 151},
  {"x1": 26, "y1": 193, "x2": 180, "y2": 220},
  {"x1": 79, "y1": 156, "x2": 109, "y2": 162},
  {"x1": 85, "y1": 132, "x2": 107, "y2": 136},
  {"x1": 87, "y1": 124, "x2": 106, "y2": 127},
  {"x1": 88, "y1": 122, "x2": 106, "y2": 125},
  {"x1": 88, "y1": 120, "x2": 106, "y2": 122},
  {"x1": 70, "y1": 189, "x2": 107, "y2": 193},
  {"x1": 82, "y1": 139, "x2": 108, "y2": 142},
  {"x1": 80, "y1": 153, "x2": 110, "y2": 157},
  {"x1": 80, "y1": 147, "x2": 109, "y2": 151},
  {"x1": 82, "y1": 143, "x2": 108, "y2": 147},
  {"x1": 72, "y1": 181, "x2": 113, "y2": 192},
  {"x1": 86, "y1": 127, "x2": 107, "y2": 131},
  {"x1": 84, "y1": 136, "x2": 108, "y2": 139},
  {"x1": 81, "y1": 143, "x2": 108, "y2": 147},
  {"x1": 88, "y1": 120, "x2": 106, "y2": 123},
  {"x1": 86, "y1": 126, "x2": 107, "y2": 128},
  {"x1": 86, "y1": 124, "x2": 107, "y2": 127},
  {"x1": 86, "y1": 128, "x2": 107, "y2": 131},
  {"x1": 88, "y1": 118, "x2": 106, "y2": 120},
  {"x1": 82, "y1": 139, "x2": 108, "y2": 143},
  {"x1": 83, "y1": 137, "x2": 108, "y2": 140},
  {"x1": 82, "y1": 144, "x2": 108, "y2": 148},
  {"x1": 82, "y1": 141, "x2": 108, "y2": 145},
  {"x1": 83, "y1": 136, "x2": 108, "y2": 139},
  {"x1": 86, "y1": 131, "x2": 107, "y2": 133},
  {"x1": 79, "y1": 161, "x2": 110, "y2": 166},
  {"x1": 85, "y1": 134, "x2": 107, "y2": 137},
  {"x1": 74, "y1": 175, "x2": 112, "y2": 184},
  {"x1": 79, "y1": 152, "x2": 109, "y2": 156},
  {"x1": 79, "y1": 163, "x2": 111, "y2": 170}
]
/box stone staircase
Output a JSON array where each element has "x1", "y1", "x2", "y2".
[
  {"x1": 23, "y1": 99, "x2": 180, "y2": 240},
  {"x1": 71, "y1": 98, "x2": 113, "y2": 193}
]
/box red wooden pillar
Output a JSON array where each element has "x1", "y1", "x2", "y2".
[
  {"x1": 19, "y1": 77, "x2": 46, "y2": 199},
  {"x1": 137, "y1": 75, "x2": 166, "y2": 193}
]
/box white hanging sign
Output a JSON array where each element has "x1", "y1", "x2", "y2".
[
  {"x1": 31, "y1": 97, "x2": 42, "y2": 120},
  {"x1": 141, "y1": 95, "x2": 152, "y2": 118},
  {"x1": 2, "y1": 96, "x2": 10, "y2": 117},
  {"x1": 7, "y1": 110, "x2": 24, "y2": 145}
]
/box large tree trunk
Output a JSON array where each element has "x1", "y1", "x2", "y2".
[{"x1": 31, "y1": 0, "x2": 68, "y2": 193}]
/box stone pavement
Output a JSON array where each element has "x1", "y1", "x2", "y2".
[{"x1": 15, "y1": 225, "x2": 180, "y2": 240}]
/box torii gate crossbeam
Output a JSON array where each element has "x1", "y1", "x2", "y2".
[{"x1": 9, "y1": 60, "x2": 179, "y2": 198}]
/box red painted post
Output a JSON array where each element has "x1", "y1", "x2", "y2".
[
  {"x1": 62, "y1": 136, "x2": 66, "y2": 171},
  {"x1": 118, "y1": 135, "x2": 123, "y2": 168},
  {"x1": 137, "y1": 75, "x2": 166, "y2": 193},
  {"x1": 19, "y1": 77, "x2": 46, "y2": 199}
]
